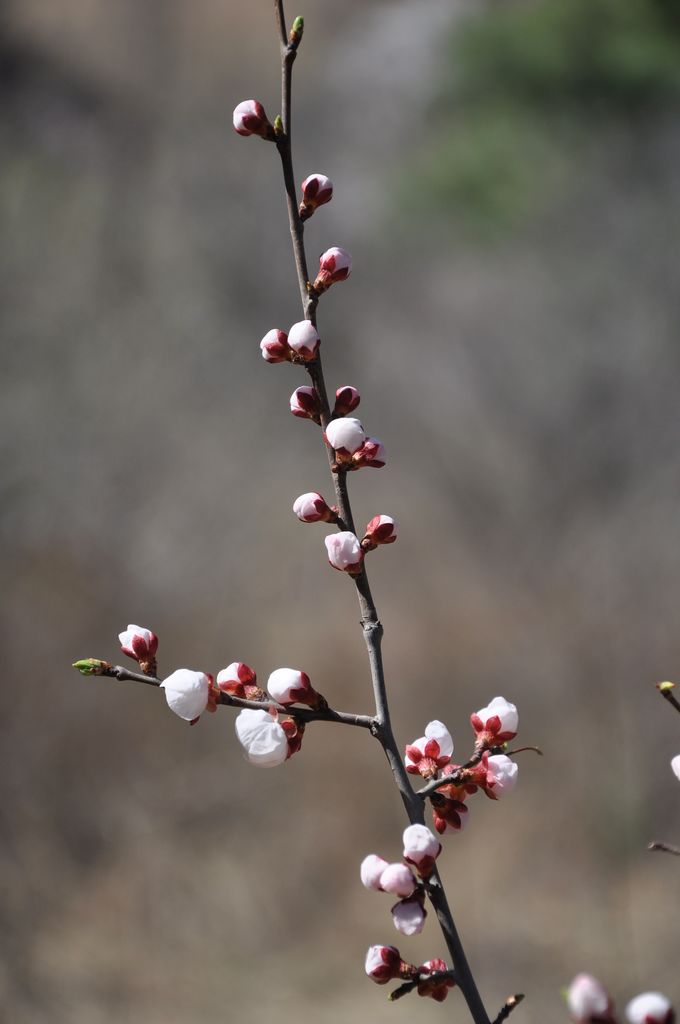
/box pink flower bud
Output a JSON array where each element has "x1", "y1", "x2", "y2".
[
  {"x1": 402, "y1": 824, "x2": 441, "y2": 878},
  {"x1": 118, "y1": 624, "x2": 158, "y2": 673},
  {"x1": 233, "y1": 99, "x2": 273, "y2": 139},
  {"x1": 325, "y1": 416, "x2": 366, "y2": 457},
  {"x1": 431, "y1": 795, "x2": 470, "y2": 835},
  {"x1": 379, "y1": 863, "x2": 416, "y2": 899},
  {"x1": 365, "y1": 945, "x2": 402, "y2": 984},
  {"x1": 626, "y1": 994, "x2": 674, "y2": 1024},
  {"x1": 216, "y1": 662, "x2": 261, "y2": 700},
  {"x1": 484, "y1": 754, "x2": 518, "y2": 799},
  {"x1": 405, "y1": 720, "x2": 454, "y2": 779},
  {"x1": 293, "y1": 492, "x2": 335, "y2": 524},
  {"x1": 235, "y1": 708, "x2": 289, "y2": 767},
  {"x1": 353, "y1": 437, "x2": 386, "y2": 469},
  {"x1": 160, "y1": 668, "x2": 210, "y2": 722},
  {"x1": 391, "y1": 898, "x2": 426, "y2": 936},
  {"x1": 267, "y1": 667, "x2": 317, "y2": 707},
  {"x1": 299, "y1": 173, "x2": 334, "y2": 221},
  {"x1": 260, "y1": 328, "x2": 291, "y2": 364},
  {"x1": 290, "y1": 386, "x2": 320, "y2": 422},
  {"x1": 314, "y1": 246, "x2": 352, "y2": 292},
  {"x1": 418, "y1": 960, "x2": 455, "y2": 1002},
  {"x1": 471, "y1": 695, "x2": 518, "y2": 745},
  {"x1": 360, "y1": 854, "x2": 389, "y2": 891},
  {"x1": 671, "y1": 754, "x2": 680, "y2": 782},
  {"x1": 287, "y1": 320, "x2": 320, "y2": 361},
  {"x1": 333, "y1": 385, "x2": 361, "y2": 417},
  {"x1": 567, "y1": 975, "x2": 614, "y2": 1023},
  {"x1": 363, "y1": 515, "x2": 397, "y2": 550},
  {"x1": 325, "y1": 531, "x2": 364, "y2": 575}
]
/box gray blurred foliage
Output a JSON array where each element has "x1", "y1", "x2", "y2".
[{"x1": 2, "y1": 0, "x2": 680, "y2": 1022}]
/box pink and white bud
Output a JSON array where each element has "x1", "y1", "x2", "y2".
[
  {"x1": 391, "y1": 898, "x2": 426, "y2": 936},
  {"x1": 353, "y1": 437, "x2": 387, "y2": 469},
  {"x1": 333, "y1": 385, "x2": 361, "y2": 417},
  {"x1": 325, "y1": 531, "x2": 364, "y2": 576},
  {"x1": 267, "y1": 667, "x2": 317, "y2": 707},
  {"x1": 363, "y1": 515, "x2": 398, "y2": 550},
  {"x1": 299, "y1": 173, "x2": 334, "y2": 221},
  {"x1": 431, "y1": 796, "x2": 470, "y2": 835},
  {"x1": 216, "y1": 662, "x2": 262, "y2": 700},
  {"x1": 160, "y1": 668, "x2": 210, "y2": 722},
  {"x1": 360, "y1": 854, "x2": 389, "y2": 891},
  {"x1": 484, "y1": 754, "x2": 518, "y2": 799},
  {"x1": 626, "y1": 994, "x2": 674, "y2": 1024},
  {"x1": 235, "y1": 708, "x2": 289, "y2": 767},
  {"x1": 118, "y1": 624, "x2": 158, "y2": 672},
  {"x1": 405, "y1": 720, "x2": 454, "y2": 779},
  {"x1": 260, "y1": 328, "x2": 290, "y2": 364},
  {"x1": 418, "y1": 959, "x2": 455, "y2": 1002},
  {"x1": 233, "y1": 99, "x2": 273, "y2": 139},
  {"x1": 379, "y1": 863, "x2": 416, "y2": 899},
  {"x1": 287, "y1": 320, "x2": 320, "y2": 361},
  {"x1": 402, "y1": 824, "x2": 442, "y2": 878},
  {"x1": 293, "y1": 492, "x2": 336, "y2": 524},
  {"x1": 671, "y1": 754, "x2": 680, "y2": 782},
  {"x1": 325, "y1": 416, "x2": 366, "y2": 457},
  {"x1": 290, "y1": 386, "x2": 320, "y2": 422},
  {"x1": 471, "y1": 695, "x2": 519, "y2": 746},
  {"x1": 567, "y1": 975, "x2": 614, "y2": 1023},
  {"x1": 314, "y1": 246, "x2": 352, "y2": 292},
  {"x1": 365, "y1": 945, "x2": 402, "y2": 984}
]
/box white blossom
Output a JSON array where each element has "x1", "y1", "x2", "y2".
[
  {"x1": 160, "y1": 669, "x2": 210, "y2": 721},
  {"x1": 235, "y1": 708, "x2": 288, "y2": 767}
]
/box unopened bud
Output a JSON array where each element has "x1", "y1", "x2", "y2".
[
  {"x1": 483, "y1": 753, "x2": 518, "y2": 799},
  {"x1": 289, "y1": 15, "x2": 304, "y2": 47},
  {"x1": 325, "y1": 417, "x2": 366, "y2": 459},
  {"x1": 73, "y1": 658, "x2": 110, "y2": 676},
  {"x1": 235, "y1": 707, "x2": 289, "y2": 767},
  {"x1": 471, "y1": 696, "x2": 518, "y2": 746},
  {"x1": 391, "y1": 898, "x2": 426, "y2": 937},
  {"x1": 161, "y1": 668, "x2": 211, "y2": 722},
  {"x1": 118, "y1": 624, "x2": 158, "y2": 674},
  {"x1": 333, "y1": 385, "x2": 361, "y2": 417},
  {"x1": 363, "y1": 515, "x2": 397, "y2": 550},
  {"x1": 626, "y1": 994, "x2": 674, "y2": 1024},
  {"x1": 418, "y1": 960, "x2": 455, "y2": 1002},
  {"x1": 216, "y1": 662, "x2": 263, "y2": 700},
  {"x1": 325, "y1": 531, "x2": 364, "y2": 575},
  {"x1": 293, "y1": 492, "x2": 336, "y2": 524},
  {"x1": 299, "y1": 173, "x2": 333, "y2": 221},
  {"x1": 379, "y1": 863, "x2": 416, "y2": 899},
  {"x1": 353, "y1": 437, "x2": 386, "y2": 469},
  {"x1": 233, "y1": 100, "x2": 274, "y2": 140},
  {"x1": 260, "y1": 328, "x2": 291, "y2": 364},
  {"x1": 365, "y1": 945, "x2": 403, "y2": 984},
  {"x1": 290, "y1": 386, "x2": 321, "y2": 422},
  {"x1": 360, "y1": 854, "x2": 389, "y2": 891},
  {"x1": 287, "y1": 320, "x2": 320, "y2": 362},
  {"x1": 672, "y1": 754, "x2": 680, "y2": 782},
  {"x1": 313, "y1": 246, "x2": 352, "y2": 293},
  {"x1": 402, "y1": 824, "x2": 441, "y2": 878},
  {"x1": 405, "y1": 720, "x2": 453, "y2": 778},
  {"x1": 567, "y1": 974, "x2": 614, "y2": 1023},
  {"x1": 267, "y1": 667, "x2": 323, "y2": 708}
]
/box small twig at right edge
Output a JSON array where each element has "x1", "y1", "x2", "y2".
[
  {"x1": 491, "y1": 994, "x2": 525, "y2": 1024},
  {"x1": 648, "y1": 840, "x2": 680, "y2": 857}
]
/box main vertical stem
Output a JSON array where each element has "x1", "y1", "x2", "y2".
[{"x1": 271, "y1": 4, "x2": 491, "y2": 1021}]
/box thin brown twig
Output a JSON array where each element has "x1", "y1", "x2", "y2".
[
  {"x1": 656, "y1": 681, "x2": 680, "y2": 716},
  {"x1": 491, "y1": 994, "x2": 525, "y2": 1024},
  {"x1": 271, "y1": 4, "x2": 492, "y2": 1022},
  {"x1": 417, "y1": 744, "x2": 543, "y2": 800},
  {"x1": 648, "y1": 840, "x2": 680, "y2": 856}
]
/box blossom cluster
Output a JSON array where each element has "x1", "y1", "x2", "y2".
[
  {"x1": 113, "y1": 626, "x2": 325, "y2": 767},
  {"x1": 567, "y1": 973, "x2": 675, "y2": 1024},
  {"x1": 405, "y1": 699, "x2": 519, "y2": 836}
]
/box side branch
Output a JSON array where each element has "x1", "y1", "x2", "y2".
[{"x1": 86, "y1": 665, "x2": 375, "y2": 729}]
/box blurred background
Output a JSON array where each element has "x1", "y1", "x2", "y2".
[{"x1": 3, "y1": 0, "x2": 680, "y2": 1021}]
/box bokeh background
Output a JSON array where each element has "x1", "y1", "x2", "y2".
[{"x1": 3, "y1": 0, "x2": 680, "y2": 1021}]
